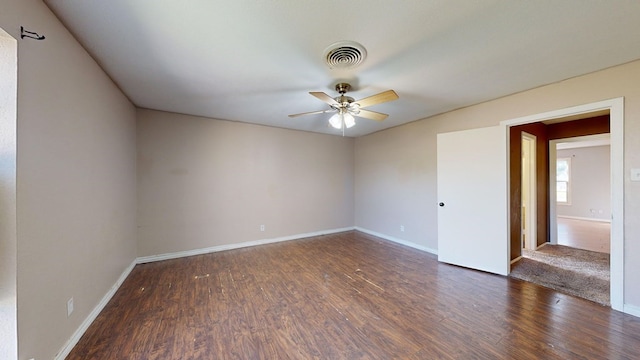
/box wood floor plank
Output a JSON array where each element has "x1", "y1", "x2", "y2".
[{"x1": 67, "y1": 231, "x2": 640, "y2": 359}]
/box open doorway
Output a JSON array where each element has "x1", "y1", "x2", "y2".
[
  {"x1": 514, "y1": 133, "x2": 611, "y2": 306},
  {"x1": 552, "y1": 135, "x2": 611, "y2": 254},
  {"x1": 512, "y1": 118, "x2": 612, "y2": 305},
  {"x1": 503, "y1": 98, "x2": 623, "y2": 311}
]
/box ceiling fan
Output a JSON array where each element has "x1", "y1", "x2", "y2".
[{"x1": 289, "y1": 83, "x2": 399, "y2": 130}]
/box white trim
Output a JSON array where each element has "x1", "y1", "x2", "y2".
[
  {"x1": 521, "y1": 132, "x2": 537, "y2": 251},
  {"x1": 556, "y1": 137, "x2": 610, "y2": 149},
  {"x1": 136, "y1": 227, "x2": 355, "y2": 264},
  {"x1": 624, "y1": 304, "x2": 640, "y2": 318},
  {"x1": 557, "y1": 215, "x2": 611, "y2": 223},
  {"x1": 355, "y1": 227, "x2": 438, "y2": 255},
  {"x1": 500, "y1": 98, "x2": 620, "y2": 126},
  {"x1": 55, "y1": 260, "x2": 137, "y2": 360},
  {"x1": 549, "y1": 140, "x2": 559, "y2": 244},
  {"x1": 501, "y1": 97, "x2": 625, "y2": 314},
  {"x1": 609, "y1": 97, "x2": 625, "y2": 313},
  {"x1": 0, "y1": 27, "x2": 18, "y2": 360}
]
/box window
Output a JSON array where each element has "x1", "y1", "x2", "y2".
[{"x1": 556, "y1": 157, "x2": 571, "y2": 204}]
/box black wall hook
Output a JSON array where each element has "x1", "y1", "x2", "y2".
[{"x1": 21, "y1": 26, "x2": 45, "y2": 40}]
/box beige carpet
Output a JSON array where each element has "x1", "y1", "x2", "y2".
[{"x1": 510, "y1": 244, "x2": 610, "y2": 306}]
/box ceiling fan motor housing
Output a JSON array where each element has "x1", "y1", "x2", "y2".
[
  {"x1": 332, "y1": 83, "x2": 360, "y2": 113},
  {"x1": 335, "y1": 83, "x2": 351, "y2": 94}
]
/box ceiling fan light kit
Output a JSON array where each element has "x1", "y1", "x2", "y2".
[{"x1": 329, "y1": 111, "x2": 356, "y2": 129}]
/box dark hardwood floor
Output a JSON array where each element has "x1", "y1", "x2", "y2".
[{"x1": 67, "y1": 231, "x2": 640, "y2": 359}]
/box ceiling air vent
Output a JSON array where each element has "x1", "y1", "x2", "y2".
[{"x1": 323, "y1": 41, "x2": 367, "y2": 69}]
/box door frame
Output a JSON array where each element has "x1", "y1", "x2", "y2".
[
  {"x1": 521, "y1": 132, "x2": 537, "y2": 251},
  {"x1": 0, "y1": 26, "x2": 18, "y2": 359},
  {"x1": 501, "y1": 97, "x2": 624, "y2": 312},
  {"x1": 549, "y1": 133, "x2": 611, "y2": 245}
]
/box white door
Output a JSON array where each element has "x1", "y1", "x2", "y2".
[{"x1": 437, "y1": 126, "x2": 509, "y2": 275}]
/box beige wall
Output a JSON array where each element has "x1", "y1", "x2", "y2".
[
  {"x1": 137, "y1": 109, "x2": 354, "y2": 257},
  {"x1": 355, "y1": 116, "x2": 497, "y2": 252},
  {"x1": 355, "y1": 59, "x2": 640, "y2": 309},
  {"x1": 557, "y1": 145, "x2": 611, "y2": 220},
  {"x1": 1, "y1": 1, "x2": 138, "y2": 359}
]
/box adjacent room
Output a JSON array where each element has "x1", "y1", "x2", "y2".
[{"x1": 3, "y1": 1, "x2": 640, "y2": 359}]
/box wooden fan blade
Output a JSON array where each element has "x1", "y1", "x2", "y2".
[
  {"x1": 288, "y1": 109, "x2": 334, "y2": 118},
  {"x1": 356, "y1": 109, "x2": 388, "y2": 122},
  {"x1": 355, "y1": 90, "x2": 398, "y2": 108},
  {"x1": 310, "y1": 92, "x2": 339, "y2": 106}
]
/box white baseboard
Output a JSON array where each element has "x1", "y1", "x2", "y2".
[
  {"x1": 355, "y1": 227, "x2": 437, "y2": 255},
  {"x1": 55, "y1": 259, "x2": 136, "y2": 360},
  {"x1": 136, "y1": 227, "x2": 356, "y2": 264},
  {"x1": 557, "y1": 215, "x2": 611, "y2": 223},
  {"x1": 624, "y1": 303, "x2": 640, "y2": 318},
  {"x1": 510, "y1": 255, "x2": 523, "y2": 264}
]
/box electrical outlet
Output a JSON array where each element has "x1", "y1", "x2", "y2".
[
  {"x1": 67, "y1": 297, "x2": 74, "y2": 317},
  {"x1": 400, "y1": 225, "x2": 405, "y2": 232},
  {"x1": 260, "y1": 224, "x2": 265, "y2": 232}
]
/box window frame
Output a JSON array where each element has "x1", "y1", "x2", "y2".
[{"x1": 556, "y1": 157, "x2": 571, "y2": 205}]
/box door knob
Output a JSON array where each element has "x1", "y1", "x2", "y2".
[{"x1": 439, "y1": 202, "x2": 445, "y2": 207}]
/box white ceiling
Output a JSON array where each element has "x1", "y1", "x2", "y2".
[{"x1": 44, "y1": 0, "x2": 640, "y2": 137}]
